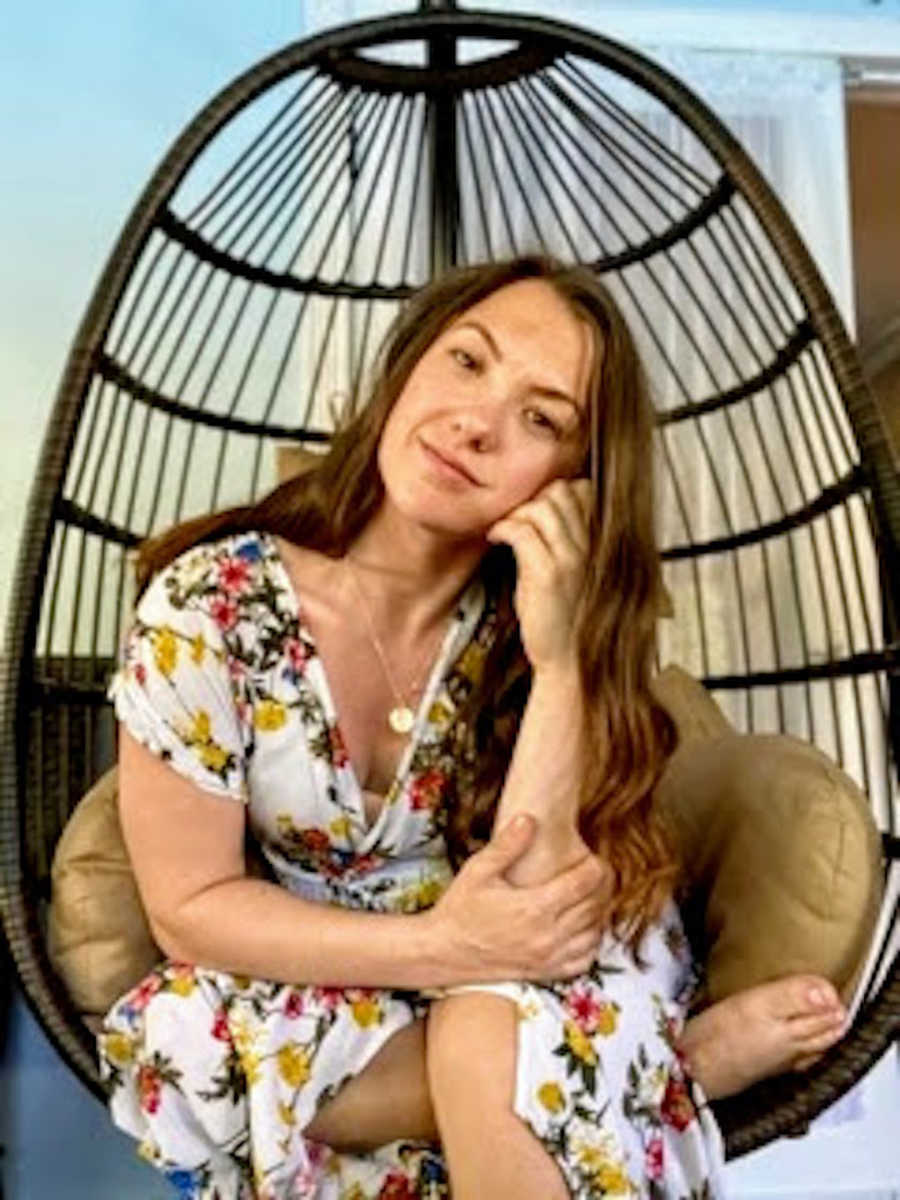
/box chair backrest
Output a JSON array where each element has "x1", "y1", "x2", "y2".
[{"x1": 1, "y1": 4, "x2": 898, "y2": 1149}]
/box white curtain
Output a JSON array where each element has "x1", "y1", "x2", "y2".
[{"x1": 647, "y1": 47, "x2": 854, "y2": 329}]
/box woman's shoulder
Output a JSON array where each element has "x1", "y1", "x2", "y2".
[
  {"x1": 160, "y1": 529, "x2": 271, "y2": 581},
  {"x1": 139, "y1": 529, "x2": 285, "y2": 632}
]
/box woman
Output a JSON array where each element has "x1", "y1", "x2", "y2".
[{"x1": 99, "y1": 256, "x2": 848, "y2": 1199}]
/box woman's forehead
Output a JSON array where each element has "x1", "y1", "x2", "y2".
[
  {"x1": 455, "y1": 277, "x2": 575, "y2": 328},
  {"x1": 447, "y1": 280, "x2": 596, "y2": 392}
]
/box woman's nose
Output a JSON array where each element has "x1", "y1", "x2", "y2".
[{"x1": 450, "y1": 405, "x2": 498, "y2": 449}]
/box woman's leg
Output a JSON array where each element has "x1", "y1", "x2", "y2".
[
  {"x1": 679, "y1": 974, "x2": 848, "y2": 1099},
  {"x1": 101, "y1": 965, "x2": 444, "y2": 1197},
  {"x1": 426, "y1": 992, "x2": 571, "y2": 1200},
  {"x1": 302, "y1": 971, "x2": 849, "y2": 1152},
  {"x1": 302, "y1": 1019, "x2": 438, "y2": 1151},
  {"x1": 301, "y1": 994, "x2": 569, "y2": 1200},
  {"x1": 100, "y1": 963, "x2": 260, "y2": 1198},
  {"x1": 303, "y1": 996, "x2": 569, "y2": 1200}
]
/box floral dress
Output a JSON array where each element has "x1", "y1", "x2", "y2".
[{"x1": 98, "y1": 531, "x2": 727, "y2": 1200}]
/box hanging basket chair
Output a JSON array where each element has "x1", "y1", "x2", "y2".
[{"x1": 1, "y1": 1, "x2": 898, "y2": 1162}]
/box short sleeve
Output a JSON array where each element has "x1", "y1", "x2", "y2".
[{"x1": 108, "y1": 546, "x2": 251, "y2": 803}]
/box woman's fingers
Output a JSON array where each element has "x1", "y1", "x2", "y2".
[
  {"x1": 486, "y1": 478, "x2": 596, "y2": 670},
  {"x1": 537, "y1": 852, "x2": 609, "y2": 919},
  {"x1": 558, "y1": 893, "x2": 607, "y2": 939},
  {"x1": 557, "y1": 478, "x2": 594, "y2": 543},
  {"x1": 553, "y1": 930, "x2": 603, "y2": 979},
  {"x1": 537, "y1": 481, "x2": 591, "y2": 554},
  {"x1": 488, "y1": 481, "x2": 590, "y2": 563},
  {"x1": 532, "y1": 480, "x2": 591, "y2": 551},
  {"x1": 487, "y1": 515, "x2": 553, "y2": 575},
  {"x1": 571, "y1": 478, "x2": 594, "y2": 525}
]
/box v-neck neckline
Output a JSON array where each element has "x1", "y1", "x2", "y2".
[{"x1": 263, "y1": 532, "x2": 480, "y2": 838}]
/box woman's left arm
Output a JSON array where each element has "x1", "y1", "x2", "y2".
[
  {"x1": 493, "y1": 662, "x2": 591, "y2": 886},
  {"x1": 486, "y1": 478, "x2": 600, "y2": 887}
]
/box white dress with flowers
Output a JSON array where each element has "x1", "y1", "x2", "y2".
[{"x1": 98, "y1": 531, "x2": 727, "y2": 1200}]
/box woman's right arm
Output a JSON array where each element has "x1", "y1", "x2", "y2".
[{"x1": 120, "y1": 730, "x2": 606, "y2": 990}]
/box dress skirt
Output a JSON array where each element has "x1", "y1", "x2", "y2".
[{"x1": 98, "y1": 901, "x2": 726, "y2": 1199}]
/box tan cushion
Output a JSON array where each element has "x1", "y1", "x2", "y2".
[
  {"x1": 652, "y1": 666, "x2": 883, "y2": 1008},
  {"x1": 49, "y1": 667, "x2": 883, "y2": 1016},
  {"x1": 650, "y1": 664, "x2": 733, "y2": 745}
]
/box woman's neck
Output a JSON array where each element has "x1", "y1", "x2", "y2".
[{"x1": 346, "y1": 505, "x2": 484, "y2": 641}]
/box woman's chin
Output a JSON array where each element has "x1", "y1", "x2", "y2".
[{"x1": 382, "y1": 495, "x2": 489, "y2": 544}]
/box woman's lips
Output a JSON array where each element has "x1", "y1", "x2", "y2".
[{"x1": 419, "y1": 439, "x2": 481, "y2": 487}]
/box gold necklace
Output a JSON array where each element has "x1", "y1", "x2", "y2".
[{"x1": 344, "y1": 557, "x2": 448, "y2": 734}]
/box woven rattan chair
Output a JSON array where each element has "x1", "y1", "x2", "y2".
[{"x1": 2, "y1": 0, "x2": 898, "y2": 1162}]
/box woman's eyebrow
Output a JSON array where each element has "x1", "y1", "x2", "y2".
[
  {"x1": 455, "y1": 319, "x2": 583, "y2": 412},
  {"x1": 457, "y1": 319, "x2": 503, "y2": 361}
]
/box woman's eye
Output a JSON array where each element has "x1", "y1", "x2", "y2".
[
  {"x1": 525, "y1": 408, "x2": 562, "y2": 437},
  {"x1": 451, "y1": 348, "x2": 479, "y2": 371}
]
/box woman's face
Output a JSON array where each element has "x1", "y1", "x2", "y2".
[{"x1": 377, "y1": 278, "x2": 595, "y2": 541}]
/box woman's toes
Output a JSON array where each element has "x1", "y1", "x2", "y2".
[
  {"x1": 791, "y1": 1021, "x2": 848, "y2": 1073},
  {"x1": 788, "y1": 1008, "x2": 847, "y2": 1041},
  {"x1": 803, "y1": 978, "x2": 843, "y2": 1013},
  {"x1": 792, "y1": 1050, "x2": 825, "y2": 1073},
  {"x1": 679, "y1": 976, "x2": 851, "y2": 1099},
  {"x1": 772, "y1": 975, "x2": 842, "y2": 1018}
]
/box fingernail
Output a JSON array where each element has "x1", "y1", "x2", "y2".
[{"x1": 808, "y1": 986, "x2": 830, "y2": 1008}]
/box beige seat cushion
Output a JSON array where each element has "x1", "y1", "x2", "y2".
[
  {"x1": 49, "y1": 665, "x2": 883, "y2": 1015},
  {"x1": 651, "y1": 666, "x2": 883, "y2": 1006}
]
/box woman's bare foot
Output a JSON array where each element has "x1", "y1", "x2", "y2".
[{"x1": 678, "y1": 975, "x2": 849, "y2": 1100}]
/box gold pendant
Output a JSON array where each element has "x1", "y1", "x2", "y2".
[{"x1": 388, "y1": 705, "x2": 415, "y2": 734}]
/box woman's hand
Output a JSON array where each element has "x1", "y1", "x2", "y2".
[
  {"x1": 425, "y1": 813, "x2": 611, "y2": 984},
  {"x1": 486, "y1": 478, "x2": 593, "y2": 673}
]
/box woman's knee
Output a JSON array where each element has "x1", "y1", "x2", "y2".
[{"x1": 426, "y1": 992, "x2": 519, "y2": 1102}]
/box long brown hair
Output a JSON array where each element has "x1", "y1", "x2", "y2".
[{"x1": 136, "y1": 255, "x2": 678, "y2": 955}]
